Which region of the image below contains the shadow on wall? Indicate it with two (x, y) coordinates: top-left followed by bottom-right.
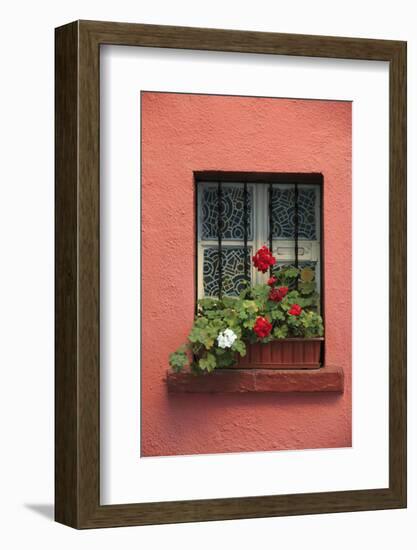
(24, 503), (54, 521)
(166, 390), (343, 411)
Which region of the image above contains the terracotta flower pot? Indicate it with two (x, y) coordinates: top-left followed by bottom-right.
(233, 338), (324, 370)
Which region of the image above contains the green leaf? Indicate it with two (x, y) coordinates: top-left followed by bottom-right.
(198, 353), (217, 372)
(232, 339), (246, 357)
(216, 352), (237, 368)
(270, 309), (285, 321)
(243, 318), (256, 329)
(273, 325), (288, 339)
(169, 346), (189, 372)
(287, 315), (299, 325)
(222, 296), (239, 309)
(300, 310), (324, 337)
(283, 267), (300, 279)
(243, 300), (258, 312)
(300, 266), (315, 282)
(298, 281), (316, 295)
(198, 297), (219, 311)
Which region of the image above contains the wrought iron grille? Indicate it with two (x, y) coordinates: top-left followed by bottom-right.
(198, 180), (321, 299)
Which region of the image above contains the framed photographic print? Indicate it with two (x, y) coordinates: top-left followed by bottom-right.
(55, 20), (406, 528)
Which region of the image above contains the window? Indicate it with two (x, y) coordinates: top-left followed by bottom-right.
(196, 177), (322, 301)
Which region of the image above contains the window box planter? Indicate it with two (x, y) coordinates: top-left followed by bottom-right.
(234, 337), (324, 370)
(169, 257), (325, 376)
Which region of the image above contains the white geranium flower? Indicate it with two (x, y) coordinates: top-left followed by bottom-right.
(217, 328), (237, 349)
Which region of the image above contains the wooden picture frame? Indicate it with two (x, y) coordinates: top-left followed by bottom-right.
(55, 20), (407, 528)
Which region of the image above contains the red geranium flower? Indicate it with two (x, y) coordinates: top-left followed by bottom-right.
(252, 246), (276, 273)
(278, 286), (289, 298)
(267, 276), (277, 287)
(288, 304), (302, 316)
(269, 288), (283, 302)
(253, 316), (273, 338)
(269, 286), (289, 302)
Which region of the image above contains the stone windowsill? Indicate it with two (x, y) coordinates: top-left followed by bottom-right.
(166, 366), (344, 394)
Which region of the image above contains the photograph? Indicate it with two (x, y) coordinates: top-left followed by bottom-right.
(141, 91), (352, 457)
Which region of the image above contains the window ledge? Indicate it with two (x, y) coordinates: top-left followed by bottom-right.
(166, 366), (344, 394)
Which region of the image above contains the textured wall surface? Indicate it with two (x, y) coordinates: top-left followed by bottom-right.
(141, 92), (352, 457)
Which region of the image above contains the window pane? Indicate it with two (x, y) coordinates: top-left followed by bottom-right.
(201, 185), (253, 240)
(203, 247), (251, 297)
(271, 187), (317, 240)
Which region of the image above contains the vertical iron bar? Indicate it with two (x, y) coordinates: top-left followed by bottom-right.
(217, 182), (223, 299)
(268, 182), (273, 276)
(319, 182), (324, 366)
(294, 183), (299, 291)
(319, 183), (323, 313)
(243, 182), (249, 284)
(195, 180), (199, 311)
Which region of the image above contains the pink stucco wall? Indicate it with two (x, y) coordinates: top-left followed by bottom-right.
(141, 92), (352, 457)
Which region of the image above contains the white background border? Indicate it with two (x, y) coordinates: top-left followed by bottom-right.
(100, 45), (389, 505)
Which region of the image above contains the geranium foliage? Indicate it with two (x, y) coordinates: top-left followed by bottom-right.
(169, 248), (324, 374)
